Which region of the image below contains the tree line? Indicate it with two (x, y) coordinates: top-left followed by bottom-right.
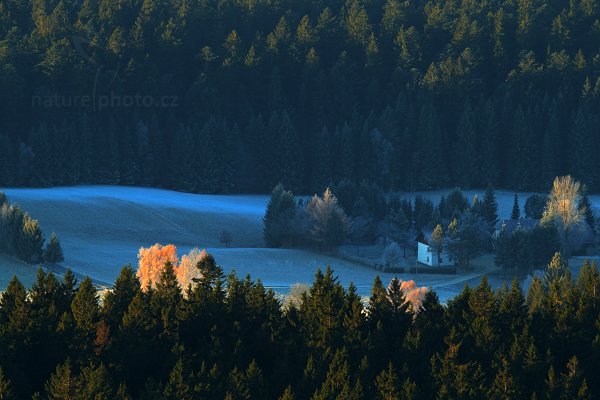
(1, 0), (600, 193)
(1, 253), (600, 399)
(0, 192), (64, 264)
(263, 185), (352, 250)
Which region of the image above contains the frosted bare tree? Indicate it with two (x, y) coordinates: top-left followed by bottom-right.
(430, 224), (444, 259)
(306, 188), (352, 251)
(542, 176), (585, 256)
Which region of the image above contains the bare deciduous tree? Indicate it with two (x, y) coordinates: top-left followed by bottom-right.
(306, 188), (352, 251)
(542, 176), (585, 256)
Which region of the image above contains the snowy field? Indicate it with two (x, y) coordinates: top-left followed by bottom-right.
(0, 186), (597, 300)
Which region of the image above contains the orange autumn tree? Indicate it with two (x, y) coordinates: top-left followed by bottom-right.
(394, 280), (429, 312)
(137, 244), (179, 290)
(137, 244), (212, 291)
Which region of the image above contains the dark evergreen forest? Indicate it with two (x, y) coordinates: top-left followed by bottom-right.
(0, 255), (599, 399)
(1, 0), (600, 193)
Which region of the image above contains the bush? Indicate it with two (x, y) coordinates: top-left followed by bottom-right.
(383, 241), (404, 267)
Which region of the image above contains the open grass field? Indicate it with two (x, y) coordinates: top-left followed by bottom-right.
(0, 254), (38, 289)
(1, 186), (596, 300)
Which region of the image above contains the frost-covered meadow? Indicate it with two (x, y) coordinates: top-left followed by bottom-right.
(1, 186), (598, 300)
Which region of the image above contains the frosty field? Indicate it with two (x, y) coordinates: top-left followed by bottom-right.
(1, 186), (596, 300)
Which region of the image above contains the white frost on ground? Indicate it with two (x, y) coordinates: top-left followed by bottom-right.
(1, 186), (598, 300)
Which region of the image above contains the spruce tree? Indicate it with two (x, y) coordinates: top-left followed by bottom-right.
(44, 232), (64, 263)
(0, 275), (27, 326)
(511, 193), (520, 220)
(431, 328), (485, 399)
(17, 213), (44, 264)
(481, 184), (499, 230)
(71, 277), (99, 333)
(152, 261), (183, 337)
(78, 363), (115, 400)
(488, 356), (520, 399)
(374, 362), (400, 400)
(312, 348), (360, 400)
(163, 359), (193, 400)
(543, 252), (569, 286)
(263, 184), (296, 247)
(102, 266), (140, 328)
(44, 360), (79, 400)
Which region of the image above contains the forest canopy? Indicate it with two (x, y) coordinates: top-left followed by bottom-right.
(1, 0), (599, 193)
(0, 256), (599, 399)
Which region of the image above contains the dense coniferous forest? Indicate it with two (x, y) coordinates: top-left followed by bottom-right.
(1, 256), (599, 399)
(1, 0), (600, 193)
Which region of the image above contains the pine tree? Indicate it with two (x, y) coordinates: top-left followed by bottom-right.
(44, 232), (64, 263)
(511, 194), (520, 220)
